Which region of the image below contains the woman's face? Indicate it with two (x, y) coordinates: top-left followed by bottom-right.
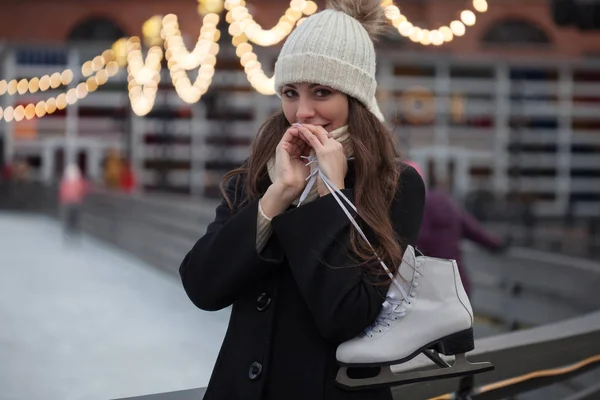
(281, 83), (349, 132)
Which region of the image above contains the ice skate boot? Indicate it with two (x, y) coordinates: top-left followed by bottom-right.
(335, 246), (494, 390)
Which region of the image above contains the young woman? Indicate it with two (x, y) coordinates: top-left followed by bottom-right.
(179, 1), (426, 399)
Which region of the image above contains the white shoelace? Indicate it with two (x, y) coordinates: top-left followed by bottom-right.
(298, 156), (411, 318)
(367, 292), (407, 336)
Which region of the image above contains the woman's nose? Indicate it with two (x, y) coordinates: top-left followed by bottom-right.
(296, 98), (316, 121)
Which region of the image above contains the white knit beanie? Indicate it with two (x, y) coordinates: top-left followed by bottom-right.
(274, 0), (387, 122)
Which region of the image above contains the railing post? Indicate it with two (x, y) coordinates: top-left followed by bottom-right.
(65, 48), (80, 168)
(2, 50), (16, 167)
(493, 63), (510, 199)
(557, 63), (573, 217)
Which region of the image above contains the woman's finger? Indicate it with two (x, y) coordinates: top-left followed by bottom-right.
(280, 128), (303, 153)
(301, 124), (329, 145)
(298, 126), (324, 150)
(279, 128), (294, 146)
(289, 126), (311, 146)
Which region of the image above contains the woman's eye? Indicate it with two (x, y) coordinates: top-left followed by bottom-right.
(315, 89), (331, 97)
(283, 89), (296, 98)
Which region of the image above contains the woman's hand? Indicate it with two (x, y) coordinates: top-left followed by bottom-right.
(297, 124), (347, 196)
(269, 126), (311, 204)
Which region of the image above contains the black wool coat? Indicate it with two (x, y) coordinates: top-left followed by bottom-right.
(179, 161), (426, 400)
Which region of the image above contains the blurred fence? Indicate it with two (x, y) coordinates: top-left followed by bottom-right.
(1, 182), (599, 399)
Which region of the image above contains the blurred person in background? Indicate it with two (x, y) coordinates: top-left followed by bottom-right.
(12, 158), (30, 182)
(406, 160), (509, 298)
(59, 163), (89, 241)
(103, 148), (123, 189)
(1, 161), (13, 182)
(119, 159), (137, 193)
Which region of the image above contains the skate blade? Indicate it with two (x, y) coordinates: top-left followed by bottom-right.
(336, 354), (494, 391)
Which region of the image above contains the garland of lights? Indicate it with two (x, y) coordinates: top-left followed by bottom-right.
(383, 0), (488, 45)
(0, 51), (119, 122)
(0, 0), (489, 121)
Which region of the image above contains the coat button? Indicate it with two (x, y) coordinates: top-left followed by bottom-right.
(248, 361), (263, 381)
(256, 292), (271, 312)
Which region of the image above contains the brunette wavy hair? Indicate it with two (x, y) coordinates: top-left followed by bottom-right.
(220, 97), (403, 282)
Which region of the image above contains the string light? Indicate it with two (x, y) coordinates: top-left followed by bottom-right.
(4, 106), (14, 122)
(450, 20), (466, 36)
(35, 101), (46, 118)
(461, 10), (476, 26)
(45, 98), (57, 114)
(230, 31), (275, 93)
(126, 37), (163, 116)
(473, 0), (489, 12)
(162, 13), (218, 105)
(24, 104), (36, 120)
(0, 50), (117, 98)
(0, 0), (491, 123)
(384, 0), (488, 45)
(0, 59), (119, 122)
(13, 105), (25, 122)
(224, 0), (317, 46)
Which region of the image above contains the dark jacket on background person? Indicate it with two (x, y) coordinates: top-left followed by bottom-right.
(179, 161), (426, 400)
(417, 188), (503, 297)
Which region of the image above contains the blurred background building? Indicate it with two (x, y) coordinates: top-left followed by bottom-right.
(1, 0), (600, 220)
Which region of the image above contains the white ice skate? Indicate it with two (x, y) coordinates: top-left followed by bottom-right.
(335, 246), (494, 390)
(297, 160), (493, 391)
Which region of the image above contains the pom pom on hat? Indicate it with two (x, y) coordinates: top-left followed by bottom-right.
(326, 0), (389, 40)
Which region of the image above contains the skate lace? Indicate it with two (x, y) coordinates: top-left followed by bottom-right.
(298, 156), (410, 310)
(366, 292), (407, 336)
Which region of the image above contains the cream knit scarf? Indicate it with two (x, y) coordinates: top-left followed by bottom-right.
(267, 125), (352, 206)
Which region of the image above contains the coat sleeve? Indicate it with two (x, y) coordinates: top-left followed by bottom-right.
(270, 166), (426, 343)
(179, 175), (284, 311)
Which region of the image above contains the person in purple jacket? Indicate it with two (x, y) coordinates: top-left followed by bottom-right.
(407, 161), (509, 297)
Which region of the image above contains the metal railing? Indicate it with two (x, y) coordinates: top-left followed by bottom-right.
(114, 311), (600, 400)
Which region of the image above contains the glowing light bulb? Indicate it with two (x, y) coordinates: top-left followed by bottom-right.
(35, 101), (47, 118)
(28, 78), (40, 93)
(61, 70), (74, 86)
(461, 10), (476, 26)
(45, 98), (57, 114)
(439, 26), (454, 42)
(450, 20), (466, 36)
(473, 0), (488, 12)
(13, 105), (25, 122)
(24, 104), (36, 120)
(4, 106), (14, 122)
(17, 79), (29, 95)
